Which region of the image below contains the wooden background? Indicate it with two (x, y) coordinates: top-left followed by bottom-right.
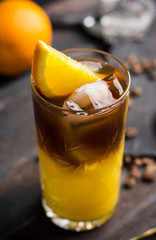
(0, 0), (156, 239)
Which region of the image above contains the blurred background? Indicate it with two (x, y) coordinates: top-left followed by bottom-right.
(0, 0), (156, 240)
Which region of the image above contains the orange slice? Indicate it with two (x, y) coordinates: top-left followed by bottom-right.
(32, 40), (99, 97)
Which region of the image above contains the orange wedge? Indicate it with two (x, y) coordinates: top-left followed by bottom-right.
(32, 40), (99, 97)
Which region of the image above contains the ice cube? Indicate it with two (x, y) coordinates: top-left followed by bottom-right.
(81, 61), (102, 72)
(63, 74), (124, 112)
(105, 74), (124, 99)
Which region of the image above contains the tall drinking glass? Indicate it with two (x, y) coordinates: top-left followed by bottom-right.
(31, 48), (130, 231)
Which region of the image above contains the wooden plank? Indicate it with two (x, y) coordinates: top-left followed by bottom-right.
(112, 22), (156, 156)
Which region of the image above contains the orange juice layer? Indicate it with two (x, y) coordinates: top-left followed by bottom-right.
(38, 143), (124, 221)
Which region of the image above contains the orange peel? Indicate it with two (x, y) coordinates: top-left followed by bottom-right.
(32, 40), (99, 97)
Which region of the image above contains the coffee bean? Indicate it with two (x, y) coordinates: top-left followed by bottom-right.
(124, 155), (132, 165)
(134, 157), (143, 166)
(124, 176), (136, 188)
(125, 55), (156, 82)
(140, 59), (152, 71)
(126, 54), (138, 64)
(126, 127), (138, 139)
(132, 63), (143, 74)
(123, 155), (156, 188)
(130, 167), (141, 179)
(131, 86), (143, 97)
(142, 157), (155, 166)
(143, 170), (156, 182)
(128, 98), (134, 108)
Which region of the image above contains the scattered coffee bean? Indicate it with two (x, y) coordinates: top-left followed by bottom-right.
(142, 157), (155, 166)
(128, 98), (134, 108)
(123, 155), (156, 188)
(129, 164), (138, 170)
(126, 127), (138, 139)
(124, 155), (132, 165)
(124, 176), (136, 188)
(134, 157), (143, 167)
(143, 172), (155, 181)
(145, 164), (156, 171)
(132, 63), (143, 74)
(130, 166), (141, 179)
(143, 167), (156, 182)
(122, 55), (156, 187)
(126, 54), (137, 64)
(125, 55), (156, 80)
(140, 59), (152, 71)
(134, 157), (143, 166)
(131, 86), (143, 97)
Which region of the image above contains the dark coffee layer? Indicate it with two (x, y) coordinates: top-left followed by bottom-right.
(32, 63), (128, 167)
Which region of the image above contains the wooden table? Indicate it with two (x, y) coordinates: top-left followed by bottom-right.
(0, 1), (156, 239)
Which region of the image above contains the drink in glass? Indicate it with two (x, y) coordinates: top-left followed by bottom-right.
(31, 46), (130, 231)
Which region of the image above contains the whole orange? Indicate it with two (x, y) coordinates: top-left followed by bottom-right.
(0, 0), (52, 76)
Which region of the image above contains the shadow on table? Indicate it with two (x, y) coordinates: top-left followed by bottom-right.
(4, 203), (98, 240)
(6, 204), (156, 240)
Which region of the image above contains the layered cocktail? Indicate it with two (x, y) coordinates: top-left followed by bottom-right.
(31, 41), (130, 231)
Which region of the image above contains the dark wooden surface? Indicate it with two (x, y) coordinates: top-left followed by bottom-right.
(0, 1), (156, 239)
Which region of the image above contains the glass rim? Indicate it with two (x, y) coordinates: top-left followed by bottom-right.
(31, 47), (131, 115)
